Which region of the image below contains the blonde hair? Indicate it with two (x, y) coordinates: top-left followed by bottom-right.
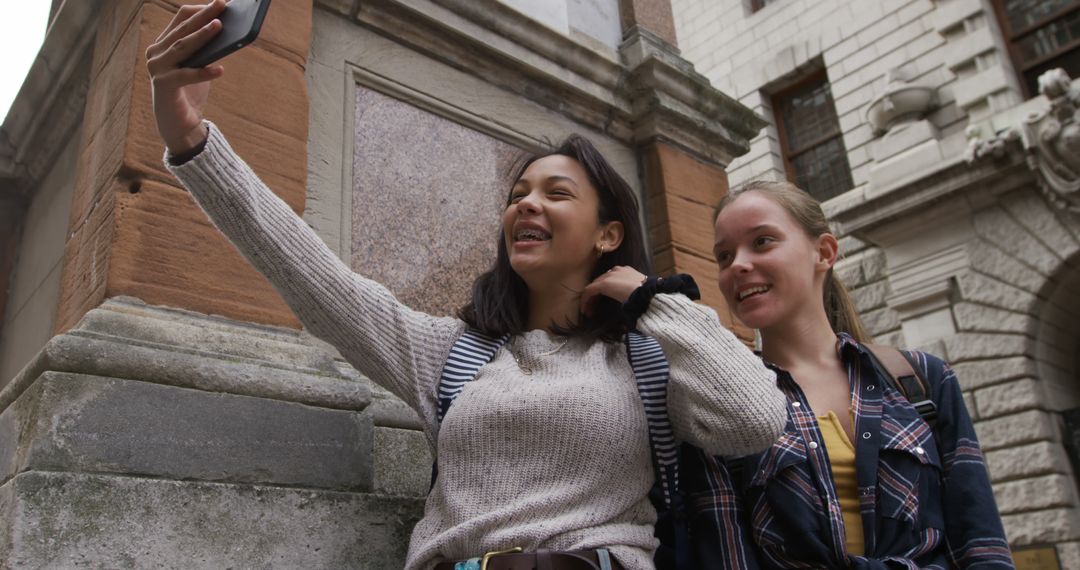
(714, 179), (869, 343)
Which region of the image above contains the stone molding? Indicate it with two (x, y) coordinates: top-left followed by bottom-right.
(1, 297), (369, 416)
(349, 65), (548, 152)
(964, 123), (1021, 162)
(0, 0), (98, 199)
(886, 245), (966, 319)
(866, 68), (938, 137)
(315, 0), (763, 166)
(621, 27), (765, 164)
(829, 148), (1030, 239)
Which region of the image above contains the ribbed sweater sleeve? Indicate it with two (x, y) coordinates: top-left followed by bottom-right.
(637, 293), (787, 456)
(165, 122), (462, 422)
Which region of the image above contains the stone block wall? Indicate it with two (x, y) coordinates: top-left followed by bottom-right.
(0, 298), (423, 566)
(961, 190), (1080, 557)
(669, 0), (1010, 191)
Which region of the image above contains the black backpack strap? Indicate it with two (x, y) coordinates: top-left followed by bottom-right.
(627, 332), (691, 570)
(864, 344), (938, 429)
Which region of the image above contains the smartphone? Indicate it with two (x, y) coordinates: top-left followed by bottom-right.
(181, 0), (272, 68)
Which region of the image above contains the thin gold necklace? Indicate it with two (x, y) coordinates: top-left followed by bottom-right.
(510, 336), (570, 375)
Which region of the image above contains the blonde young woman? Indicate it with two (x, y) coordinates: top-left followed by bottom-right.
(694, 180), (1014, 569)
(145, 3), (788, 569)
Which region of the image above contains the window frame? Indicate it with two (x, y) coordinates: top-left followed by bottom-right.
(991, 0), (1080, 98)
(771, 69), (854, 201)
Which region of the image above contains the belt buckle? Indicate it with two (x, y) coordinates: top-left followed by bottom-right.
(480, 546), (523, 570)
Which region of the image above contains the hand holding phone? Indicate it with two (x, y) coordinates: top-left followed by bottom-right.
(146, 1), (230, 155)
(181, 0), (272, 68)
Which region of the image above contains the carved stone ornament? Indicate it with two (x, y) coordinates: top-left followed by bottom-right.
(1022, 68), (1080, 214)
(963, 124), (1020, 163)
(866, 67), (937, 136)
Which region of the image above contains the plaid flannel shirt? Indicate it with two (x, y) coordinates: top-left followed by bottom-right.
(683, 334), (1014, 569)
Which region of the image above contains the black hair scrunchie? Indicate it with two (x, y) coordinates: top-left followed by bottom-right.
(622, 273), (701, 328)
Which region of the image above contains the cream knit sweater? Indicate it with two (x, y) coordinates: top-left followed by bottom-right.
(167, 123), (787, 570)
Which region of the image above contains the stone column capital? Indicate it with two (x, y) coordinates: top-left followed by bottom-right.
(618, 28), (766, 167)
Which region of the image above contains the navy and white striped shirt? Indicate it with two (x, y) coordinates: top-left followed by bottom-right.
(683, 334), (1014, 569)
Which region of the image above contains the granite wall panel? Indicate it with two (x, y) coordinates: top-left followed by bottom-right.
(351, 86), (525, 316)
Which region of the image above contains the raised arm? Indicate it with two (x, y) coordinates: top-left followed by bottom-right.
(636, 293), (787, 456)
(581, 267), (786, 455)
(148, 2), (462, 421)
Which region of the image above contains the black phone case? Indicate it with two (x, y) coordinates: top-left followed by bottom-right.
(181, 0), (272, 68)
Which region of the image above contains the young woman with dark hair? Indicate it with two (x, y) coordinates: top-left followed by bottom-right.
(696, 180), (1014, 569)
(145, 4), (788, 569)
(460, 135), (651, 342)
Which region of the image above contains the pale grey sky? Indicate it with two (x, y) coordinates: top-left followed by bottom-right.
(0, 3), (52, 123)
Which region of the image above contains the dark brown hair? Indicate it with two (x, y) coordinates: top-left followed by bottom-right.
(458, 134), (650, 342)
(714, 179), (869, 342)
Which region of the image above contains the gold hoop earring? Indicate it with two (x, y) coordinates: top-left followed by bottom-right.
(597, 243), (605, 256)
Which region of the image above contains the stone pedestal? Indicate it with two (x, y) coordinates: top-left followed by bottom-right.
(0, 297), (424, 566)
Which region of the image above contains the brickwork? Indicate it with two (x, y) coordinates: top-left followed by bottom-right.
(54, 0), (312, 333)
(641, 143), (753, 340)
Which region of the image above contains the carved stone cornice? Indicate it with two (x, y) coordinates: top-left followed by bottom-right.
(829, 148), (1031, 240)
(314, 0), (763, 166)
(0, 0), (97, 213)
(621, 27), (765, 164)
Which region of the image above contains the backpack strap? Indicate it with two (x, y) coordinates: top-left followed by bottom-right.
(864, 344), (938, 429)
(626, 332), (679, 506)
(627, 333), (693, 570)
(436, 329), (510, 423)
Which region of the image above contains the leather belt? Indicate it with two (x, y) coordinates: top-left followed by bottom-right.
(433, 549), (625, 570)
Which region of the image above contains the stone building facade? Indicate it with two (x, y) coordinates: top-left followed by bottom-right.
(0, 0), (761, 565)
(671, 0), (1080, 566)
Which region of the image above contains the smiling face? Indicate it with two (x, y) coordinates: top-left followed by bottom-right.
(713, 191), (836, 332)
(501, 155), (621, 290)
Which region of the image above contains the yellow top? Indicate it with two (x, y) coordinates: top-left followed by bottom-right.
(818, 411), (864, 556)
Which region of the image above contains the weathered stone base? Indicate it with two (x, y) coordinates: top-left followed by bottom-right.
(0, 297), (430, 567)
(0, 471), (422, 568)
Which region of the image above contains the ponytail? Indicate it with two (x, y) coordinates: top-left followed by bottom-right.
(824, 268), (869, 343)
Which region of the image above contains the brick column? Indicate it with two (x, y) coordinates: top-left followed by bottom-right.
(619, 0), (678, 47)
(642, 144), (754, 340)
(619, 0), (757, 340)
(54, 0), (312, 333)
